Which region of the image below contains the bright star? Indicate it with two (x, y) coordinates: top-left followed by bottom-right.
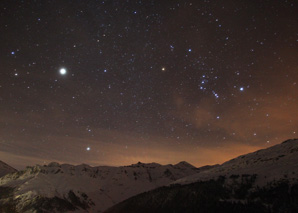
(86, 147), (91, 151)
(59, 68), (67, 75)
(240, 87), (244, 91)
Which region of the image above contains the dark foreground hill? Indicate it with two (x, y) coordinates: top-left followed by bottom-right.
(106, 174), (298, 213)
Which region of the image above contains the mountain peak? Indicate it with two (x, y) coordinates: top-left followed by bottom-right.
(47, 162), (60, 167)
(0, 160), (17, 177)
(174, 161), (196, 169)
(128, 162), (161, 168)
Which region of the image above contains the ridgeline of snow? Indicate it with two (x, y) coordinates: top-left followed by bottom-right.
(0, 160), (17, 177)
(0, 161), (198, 212)
(1, 139), (297, 212)
(174, 139), (298, 186)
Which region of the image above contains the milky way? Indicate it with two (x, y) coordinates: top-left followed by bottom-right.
(0, 0), (297, 169)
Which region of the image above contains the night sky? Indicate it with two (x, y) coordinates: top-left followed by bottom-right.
(0, 0), (297, 169)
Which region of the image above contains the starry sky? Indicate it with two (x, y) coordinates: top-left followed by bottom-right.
(0, 0), (297, 169)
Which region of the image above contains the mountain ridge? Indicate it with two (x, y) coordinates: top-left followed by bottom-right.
(105, 139), (298, 213)
(0, 160), (199, 212)
(1, 139), (298, 212)
(174, 138), (298, 186)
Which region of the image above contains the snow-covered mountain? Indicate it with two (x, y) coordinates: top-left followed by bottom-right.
(174, 138), (298, 186)
(0, 161), (198, 212)
(0, 160), (17, 178)
(105, 139), (298, 213)
(2, 139), (297, 212)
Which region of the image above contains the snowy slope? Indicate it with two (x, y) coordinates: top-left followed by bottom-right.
(0, 160), (17, 177)
(174, 139), (298, 186)
(0, 161), (198, 212)
(105, 139), (298, 213)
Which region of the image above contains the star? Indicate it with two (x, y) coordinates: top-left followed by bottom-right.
(59, 68), (67, 75)
(86, 147), (91, 151)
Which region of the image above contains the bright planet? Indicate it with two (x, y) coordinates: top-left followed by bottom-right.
(59, 68), (67, 75)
